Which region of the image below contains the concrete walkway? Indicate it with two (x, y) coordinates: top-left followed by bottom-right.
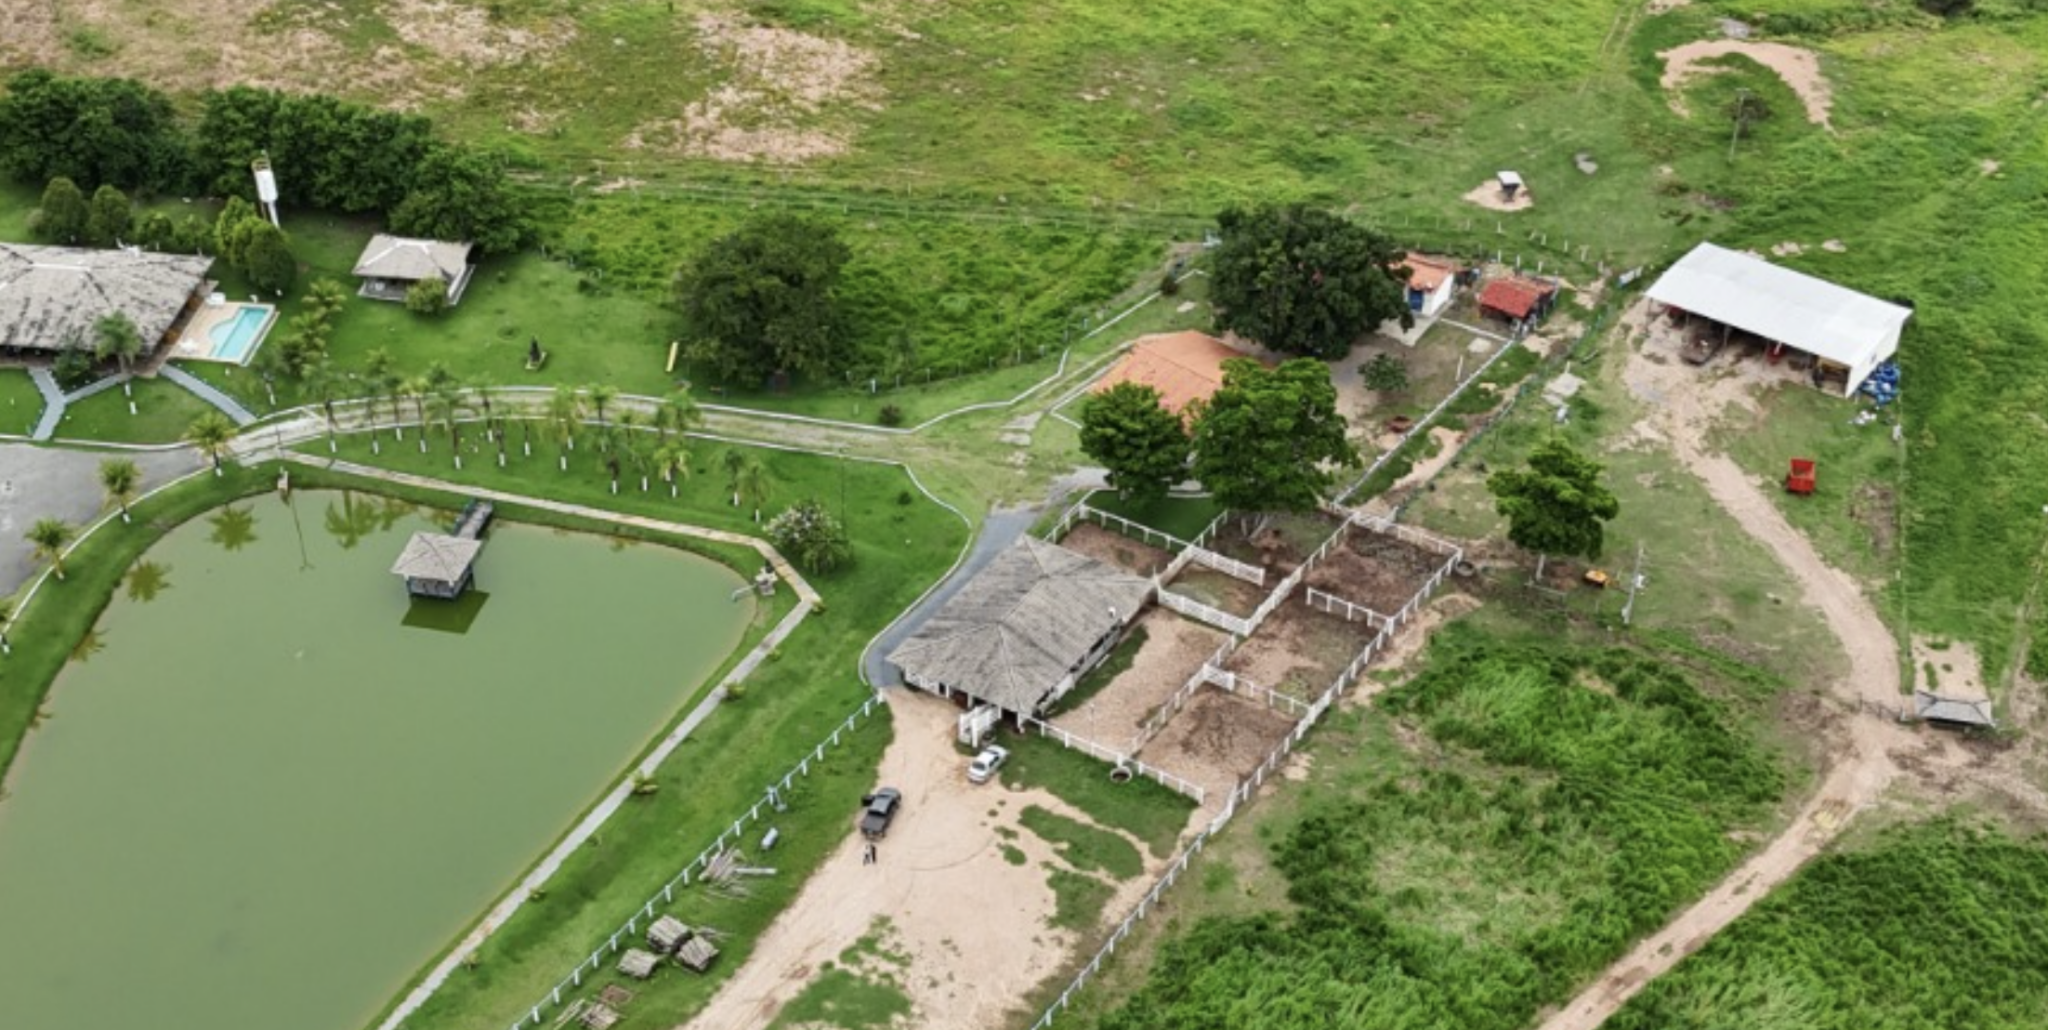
(159, 364), (258, 426)
(27, 368), (63, 441)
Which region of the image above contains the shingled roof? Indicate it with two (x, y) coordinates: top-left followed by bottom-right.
(1914, 690), (1996, 728)
(889, 537), (1154, 715)
(353, 235), (473, 283)
(390, 532), (483, 583)
(0, 243), (212, 354)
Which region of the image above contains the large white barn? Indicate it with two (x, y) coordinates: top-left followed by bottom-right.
(1646, 243), (1911, 397)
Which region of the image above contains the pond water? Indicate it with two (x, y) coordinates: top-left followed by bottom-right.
(0, 491), (752, 1030)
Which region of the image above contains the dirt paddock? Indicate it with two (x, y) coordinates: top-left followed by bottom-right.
(1225, 597), (1375, 697)
(1306, 530), (1447, 614)
(1059, 522), (1176, 576)
(1136, 689), (1301, 805)
(1049, 609), (1226, 749)
(1164, 565), (1266, 617)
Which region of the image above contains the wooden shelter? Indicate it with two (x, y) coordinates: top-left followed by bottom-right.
(579, 1002), (621, 1030)
(1914, 690), (1996, 730)
(352, 235), (476, 305)
(647, 915), (690, 954)
(390, 533), (484, 598)
(617, 948), (661, 980)
(1478, 276), (1558, 324)
(676, 936), (720, 972)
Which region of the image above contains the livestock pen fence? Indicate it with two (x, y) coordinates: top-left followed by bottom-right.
(496, 693), (885, 1030)
(1018, 717), (1207, 804)
(1027, 517), (1464, 1030)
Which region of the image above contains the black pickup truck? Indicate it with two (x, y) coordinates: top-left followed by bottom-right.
(859, 787), (902, 839)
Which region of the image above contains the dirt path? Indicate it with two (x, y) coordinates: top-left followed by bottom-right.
(1659, 40), (1833, 127)
(1535, 306), (1910, 1030)
(679, 691), (1166, 1030)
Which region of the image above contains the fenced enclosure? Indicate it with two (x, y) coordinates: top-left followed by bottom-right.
(497, 693), (885, 1030)
(1018, 716), (1207, 804)
(1304, 586), (1391, 628)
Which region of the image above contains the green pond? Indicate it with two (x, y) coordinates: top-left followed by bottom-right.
(0, 491), (753, 1030)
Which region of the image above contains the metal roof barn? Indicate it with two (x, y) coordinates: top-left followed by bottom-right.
(1646, 243), (1911, 396)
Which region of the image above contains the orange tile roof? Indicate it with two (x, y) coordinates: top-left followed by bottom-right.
(1477, 277), (1557, 319)
(1090, 331), (1254, 415)
(1401, 253), (1459, 292)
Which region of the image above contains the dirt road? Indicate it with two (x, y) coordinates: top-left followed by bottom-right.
(1534, 309), (1911, 1030)
(680, 691), (1170, 1030)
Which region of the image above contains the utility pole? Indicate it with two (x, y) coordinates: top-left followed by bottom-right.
(1620, 542), (1647, 626)
(1728, 89), (1752, 163)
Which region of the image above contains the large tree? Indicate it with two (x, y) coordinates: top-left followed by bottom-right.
(767, 500), (852, 574)
(1190, 358), (1359, 517)
(0, 70), (188, 191)
(1079, 382), (1190, 503)
(30, 177), (88, 244)
(1210, 203), (1411, 360)
(241, 222), (298, 295)
(389, 145), (528, 255)
(678, 214), (852, 385)
(84, 184), (132, 246)
(1487, 437), (1621, 573)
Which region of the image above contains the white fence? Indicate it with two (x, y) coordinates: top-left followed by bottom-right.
(1048, 500), (1197, 558)
(1198, 665), (1315, 719)
(1020, 717), (1207, 804)
(1183, 545), (1264, 585)
(1130, 638), (1238, 753)
(499, 693), (885, 1030)
(1303, 586), (1391, 629)
(1154, 585), (1256, 637)
(1028, 526), (1467, 1030)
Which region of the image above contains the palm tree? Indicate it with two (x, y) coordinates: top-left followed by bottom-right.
(185, 410), (236, 474)
(27, 517), (75, 580)
(587, 383), (618, 446)
(652, 442), (691, 498)
(547, 385), (582, 471)
(94, 312), (143, 395)
(0, 598), (12, 654)
(425, 385), (465, 468)
(98, 457), (141, 523)
(722, 449), (748, 507)
(735, 455), (769, 523)
(364, 348), (403, 440)
(654, 388), (702, 444)
(303, 360), (343, 450)
(401, 376), (431, 451)
(617, 411), (650, 490)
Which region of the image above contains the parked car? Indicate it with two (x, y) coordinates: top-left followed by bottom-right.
(966, 745), (1010, 784)
(859, 787), (902, 838)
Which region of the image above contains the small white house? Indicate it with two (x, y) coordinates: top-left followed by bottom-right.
(1400, 253), (1460, 318)
(352, 235), (475, 306)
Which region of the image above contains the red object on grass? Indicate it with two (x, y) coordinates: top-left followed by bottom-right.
(1786, 458), (1817, 495)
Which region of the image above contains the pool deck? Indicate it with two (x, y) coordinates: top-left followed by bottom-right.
(171, 300), (279, 365)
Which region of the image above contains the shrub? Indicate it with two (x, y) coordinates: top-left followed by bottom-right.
(766, 499), (853, 574)
(877, 403), (905, 427)
(52, 346), (96, 391)
(406, 275), (451, 316)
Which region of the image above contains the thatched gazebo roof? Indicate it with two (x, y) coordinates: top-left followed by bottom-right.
(390, 532), (483, 583)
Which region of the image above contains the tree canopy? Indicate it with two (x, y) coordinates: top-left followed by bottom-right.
(1191, 358), (1359, 515)
(767, 499), (852, 574)
(1209, 203), (1411, 360)
(84, 184), (131, 247)
(1487, 438), (1620, 562)
(30, 177), (87, 245)
(388, 146), (529, 256)
(678, 214), (853, 385)
(0, 70), (188, 191)
(1079, 382), (1190, 503)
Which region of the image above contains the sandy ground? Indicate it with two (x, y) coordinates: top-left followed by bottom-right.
(1226, 598), (1374, 694)
(1135, 689), (1299, 804)
(631, 12), (881, 162)
(1463, 178), (1534, 212)
(1913, 636), (1990, 701)
(679, 691), (1162, 1030)
(1534, 299), (2048, 1030)
(1058, 522), (1175, 577)
(1050, 609), (1226, 753)
(1659, 40), (1833, 127)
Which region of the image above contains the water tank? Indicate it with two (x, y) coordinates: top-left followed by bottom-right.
(252, 160), (279, 204)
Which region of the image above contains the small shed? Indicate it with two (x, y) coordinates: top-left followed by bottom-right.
(647, 915), (691, 954)
(617, 948), (662, 980)
(676, 936), (720, 972)
(390, 532), (484, 599)
(1914, 690), (1996, 730)
(1399, 253), (1461, 317)
(1497, 170), (1525, 199)
(1478, 276), (1558, 324)
(352, 235), (476, 306)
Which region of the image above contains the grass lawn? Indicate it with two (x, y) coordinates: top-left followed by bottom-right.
(1083, 490), (1223, 542)
(995, 729), (1196, 861)
(282, 427), (969, 1030)
(1019, 805), (1145, 880)
(52, 376), (216, 445)
(0, 368), (45, 437)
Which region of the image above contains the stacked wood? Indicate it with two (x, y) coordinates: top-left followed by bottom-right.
(647, 915), (690, 954)
(617, 948), (661, 980)
(580, 1003), (621, 1030)
(675, 936), (720, 973)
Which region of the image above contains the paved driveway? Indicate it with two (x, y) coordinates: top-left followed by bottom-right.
(0, 444), (199, 595)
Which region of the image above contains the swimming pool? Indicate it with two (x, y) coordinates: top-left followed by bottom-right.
(207, 306), (271, 363)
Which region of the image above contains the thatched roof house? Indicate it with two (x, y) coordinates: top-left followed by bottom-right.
(0, 243), (212, 356)
(352, 235), (476, 305)
(888, 537), (1153, 717)
(390, 532), (483, 598)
